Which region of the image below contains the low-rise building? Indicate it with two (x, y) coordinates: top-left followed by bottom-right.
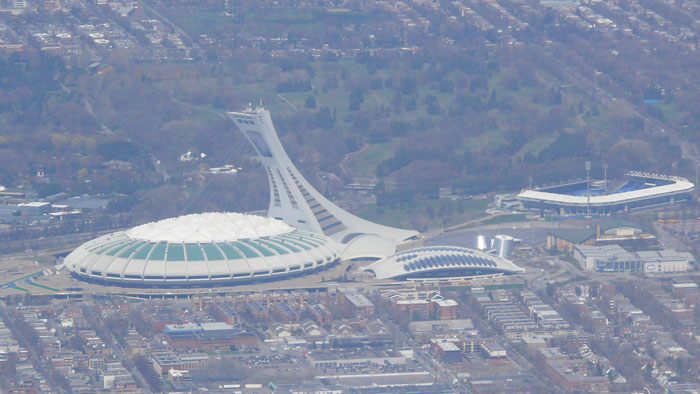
(574, 244), (690, 273)
(306, 349), (406, 368)
(339, 288), (375, 319)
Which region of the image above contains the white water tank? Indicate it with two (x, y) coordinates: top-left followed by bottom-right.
(493, 234), (514, 258)
(473, 235), (490, 250)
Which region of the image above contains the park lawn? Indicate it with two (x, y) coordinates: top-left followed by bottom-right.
(655, 101), (680, 122)
(480, 213), (529, 226)
(516, 133), (558, 160)
(168, 9), (240, 38)
(286, 89), (350, 115)
(26, 280), (62, 292)
(186, 105), (226, 121)
(240, 8), (372, 35)
(415, 85), (458, 109)
(464, 128), (507, 151)
(352, 203), (414, 228)
(344, 141), (398, 178)
(581, 109), (614, 136)
(353, 199), (490, 230)
(235, 83), (296, 114)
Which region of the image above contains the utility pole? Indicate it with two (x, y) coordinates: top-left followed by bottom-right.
(586, 160), (591, 218)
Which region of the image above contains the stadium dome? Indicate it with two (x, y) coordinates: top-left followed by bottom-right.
(64, 212), (341, 286)
(364, 246), (524, 280)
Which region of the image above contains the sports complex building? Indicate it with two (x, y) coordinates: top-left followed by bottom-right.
(365, 246), (524, 281)
(517, 172), (694, 216)
(64, 107), (525, 287)
(64, 107), (420, 287)
(64, 213), (341, 286)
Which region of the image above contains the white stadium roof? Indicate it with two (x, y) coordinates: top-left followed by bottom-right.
(518, 175), (693, 207)
(125, 212), (294, 243)
(64, 213), (340, 286)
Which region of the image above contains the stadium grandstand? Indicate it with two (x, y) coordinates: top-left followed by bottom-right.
(517, 172), (694, 215)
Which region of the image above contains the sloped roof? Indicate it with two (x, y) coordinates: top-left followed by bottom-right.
(548, 228), (595, 244)
(598, 218), (646, 233)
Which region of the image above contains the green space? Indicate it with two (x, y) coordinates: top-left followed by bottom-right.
(344, 141), (398, 177)
(516, 134), (558, 160)
(168, 7), (373, 37)
(25, 280), (62, 292)
(1, 270), (46, 288)
(168, 10), (239, 38)
(654, 101), (679, 121)
(353, 198), (489, 231)
(480, 214), (529, 226)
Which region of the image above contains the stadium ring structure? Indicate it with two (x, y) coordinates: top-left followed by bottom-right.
(64, 212), (341, 286)
(364, 246), (524, 280)
(517, 172), (694, 215)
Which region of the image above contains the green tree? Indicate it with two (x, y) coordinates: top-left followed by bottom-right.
(305, 95), (316, 109)
(349, 88), (364, 111)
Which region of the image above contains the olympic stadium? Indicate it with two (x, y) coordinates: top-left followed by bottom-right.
(364, 246), (524, 280)
(63, 107), (525, 288)
(64, 107), (420, 287)
(517, 172), (694, 215)
(64, 213), (341, 286)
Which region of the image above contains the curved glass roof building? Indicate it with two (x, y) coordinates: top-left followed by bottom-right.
(365, 246), (524, 280)
(64, 213), (340, 286)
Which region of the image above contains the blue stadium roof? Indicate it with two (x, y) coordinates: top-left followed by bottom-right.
(365, 246), (524, 280)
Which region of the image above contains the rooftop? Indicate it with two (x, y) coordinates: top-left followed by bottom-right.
(519, 172), (693, 206)
(125, 212), (294, 243)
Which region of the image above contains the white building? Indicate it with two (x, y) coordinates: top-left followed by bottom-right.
(573, 244), (691, 273)
(64, 212), (341, 286)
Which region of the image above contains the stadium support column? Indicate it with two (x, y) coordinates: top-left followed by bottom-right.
(603, 163), (608, 194)
(586, 161), (591, 218)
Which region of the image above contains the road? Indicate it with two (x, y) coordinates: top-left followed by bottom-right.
(382, 317), (467, 391)
(140, 0), (199, 50)
(277, 93), (298, 111)
(150, 153), (171, 183)
(171, 97), (227, 120)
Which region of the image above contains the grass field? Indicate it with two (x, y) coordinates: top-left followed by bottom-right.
(516, 134), (558, 160)
(654, 101), (679, 122)
(167, 9), (240, 38)
(480, 213), (529, 226)
(26, 280), (62, 292)
(353, 198), (490, 230)
(343, 141), (398, 178)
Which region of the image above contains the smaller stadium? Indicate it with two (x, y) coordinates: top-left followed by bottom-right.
(64, 213), (341, 286)
(364, 246), (524, 280)
(518, 172), (694, 215)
